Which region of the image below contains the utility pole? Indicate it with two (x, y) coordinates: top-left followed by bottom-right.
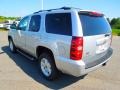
(41, 0), (43, 10)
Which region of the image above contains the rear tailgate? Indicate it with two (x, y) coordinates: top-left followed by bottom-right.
(79, 12), (112, 68)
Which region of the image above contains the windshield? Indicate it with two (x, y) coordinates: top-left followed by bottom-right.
(79, 14), (111, 36)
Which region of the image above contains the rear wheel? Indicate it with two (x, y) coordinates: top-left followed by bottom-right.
(9, 39), (16, 53)
(38, 53), (58, 80)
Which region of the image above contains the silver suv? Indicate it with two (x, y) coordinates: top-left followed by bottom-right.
(8, 7), (113, 80)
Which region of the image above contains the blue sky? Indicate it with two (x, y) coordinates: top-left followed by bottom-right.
(0, 0), (119, 18)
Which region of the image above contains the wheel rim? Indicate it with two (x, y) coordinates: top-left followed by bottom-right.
(40, 58), (52, 77)
(9, 40), (13, 51)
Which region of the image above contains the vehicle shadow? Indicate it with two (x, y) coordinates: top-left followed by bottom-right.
(2, 46), (86, 89)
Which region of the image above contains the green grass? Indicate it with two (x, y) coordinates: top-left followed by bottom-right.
(0, 28), (8, 31)
(112, 29), (120, 36)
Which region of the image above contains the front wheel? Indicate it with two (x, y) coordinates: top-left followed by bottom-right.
(38, 53), (59, 80)
(9, 39), (16, 53)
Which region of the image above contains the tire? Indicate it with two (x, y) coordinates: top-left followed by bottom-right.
(38, 52), (58, 80)
(9, 39), (16, 53)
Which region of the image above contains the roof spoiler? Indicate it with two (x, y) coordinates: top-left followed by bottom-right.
(79, 11), (104, 17)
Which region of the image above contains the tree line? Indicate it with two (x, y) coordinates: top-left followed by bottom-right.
(107, 18), (120, 29)
(0, 16), (20, 23)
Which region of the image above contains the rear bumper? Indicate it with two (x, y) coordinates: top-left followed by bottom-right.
(55, 47), (113, 77)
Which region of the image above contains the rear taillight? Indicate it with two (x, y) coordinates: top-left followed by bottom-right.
(70, 37), (83, 60)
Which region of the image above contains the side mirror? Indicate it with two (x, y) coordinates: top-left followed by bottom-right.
(10, 24), (17, 29)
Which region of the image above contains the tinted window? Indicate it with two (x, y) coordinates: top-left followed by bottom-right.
(79, 14), (111, 36)
(29, 15), (41, 32)
(45, 13), (72, 36)
(18, 16), (29, 31)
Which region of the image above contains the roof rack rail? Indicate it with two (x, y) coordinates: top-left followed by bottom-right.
(61, 7), (81, 10)
(34, 10), (47, 14)
(60, 7), (71, 10)
(33, 7), (72, 14)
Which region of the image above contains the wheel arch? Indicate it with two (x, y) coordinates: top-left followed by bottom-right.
(36, 46), (55, 59)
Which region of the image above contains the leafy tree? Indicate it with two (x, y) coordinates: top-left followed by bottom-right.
(110, 18), (120, 29)
(0, 16), (20, 23)
(110, 18), (117, 26)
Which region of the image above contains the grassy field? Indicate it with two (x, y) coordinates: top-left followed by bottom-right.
(112, 29), (120, 36)
(0, 29), (8, 31)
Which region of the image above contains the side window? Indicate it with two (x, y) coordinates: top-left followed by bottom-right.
(29, 15), (41, 32)
(18, 16), (29, 31)
(45, 13), (72, 36)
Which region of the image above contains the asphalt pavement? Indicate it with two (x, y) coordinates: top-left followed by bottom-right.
(0, 31), (120, 90)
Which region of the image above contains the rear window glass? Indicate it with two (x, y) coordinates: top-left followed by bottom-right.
(79, 14), (111, 36)
(45, 13), (72, 36)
